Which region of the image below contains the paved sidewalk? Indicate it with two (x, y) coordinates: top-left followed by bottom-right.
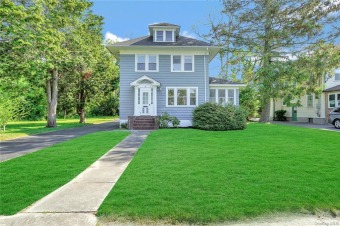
(0, 121), (119, 162)
(0, 131), (149, 226)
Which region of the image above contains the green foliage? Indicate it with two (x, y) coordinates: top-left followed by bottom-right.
(274, 110), (287, 121)
(0, 0), (119, 123)
(159, 112), (181, 128)
(192, 102), (247, 131)
(239, 85), (260, 119)
(207, 1), (340, 122)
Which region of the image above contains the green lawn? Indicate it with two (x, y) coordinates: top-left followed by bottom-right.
(0, 117), (116, 141)
(98, 123), (340, 224)
(0, 131), (129, 215)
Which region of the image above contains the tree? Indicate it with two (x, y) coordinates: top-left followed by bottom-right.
(0, 0), (101, 127)
(207, 0), (340, 122)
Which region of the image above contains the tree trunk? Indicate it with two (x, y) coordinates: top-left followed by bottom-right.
(259, 101), (271, 123)
(46, 69), (58, 127)
(77, 78), (86, 123)
(259, 0), (272, 123)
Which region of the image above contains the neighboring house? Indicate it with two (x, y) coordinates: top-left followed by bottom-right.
(270, 68), (340, 124)
(106, 23), (245, 129)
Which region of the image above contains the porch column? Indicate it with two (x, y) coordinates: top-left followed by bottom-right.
(153, 86), (157, 116)
(134, 86), (138, 115)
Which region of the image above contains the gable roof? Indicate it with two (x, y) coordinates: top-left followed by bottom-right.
(323, 84), (340, 92)
(209, 77), (246, 85)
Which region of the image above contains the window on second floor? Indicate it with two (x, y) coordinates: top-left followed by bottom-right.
(171, 55), (194, 72)
(135, 55), (158, 72)
(335, 73), (340, 81)
(155, 30), (174, 42)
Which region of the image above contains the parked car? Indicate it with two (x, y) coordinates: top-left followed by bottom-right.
(328, 107), (340, 129)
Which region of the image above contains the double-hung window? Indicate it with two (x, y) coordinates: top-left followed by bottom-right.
(136, 55), (158, 72)
(329, 93), (340, 108)
(155, 30), (174, 42)
(209, 88), (236, 105)
(335, 73), (340, 81)
(171, 55), (194, 72)
(167, 87), (197, 107)
(307, 94), (313, 108)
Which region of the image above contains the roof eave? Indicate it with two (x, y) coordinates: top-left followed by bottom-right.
(105, 45), (221, 62)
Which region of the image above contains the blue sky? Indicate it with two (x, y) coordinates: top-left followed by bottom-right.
(91, 0), (223, 76)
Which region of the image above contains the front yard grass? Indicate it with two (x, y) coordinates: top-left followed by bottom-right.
(0, 116), (116, 141)
(98, 123), (340, 224)
(0, 131), (129, 215)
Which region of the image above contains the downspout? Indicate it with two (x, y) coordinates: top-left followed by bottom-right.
(204, 47), (209, 102)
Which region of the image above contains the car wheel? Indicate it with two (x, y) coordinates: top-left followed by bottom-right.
(334, 119), (340, 129)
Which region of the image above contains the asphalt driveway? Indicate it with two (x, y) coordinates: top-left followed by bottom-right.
(0, 121), (119, 162)
(271, 121), (340, 132)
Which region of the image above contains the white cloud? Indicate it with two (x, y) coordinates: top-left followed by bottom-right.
(181, 30), (197, 39)
(104, 32), (129, 43)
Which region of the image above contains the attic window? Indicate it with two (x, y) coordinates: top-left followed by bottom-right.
(154, 30), (174, 42)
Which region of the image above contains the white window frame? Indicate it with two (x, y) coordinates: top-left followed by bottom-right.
(154, 29), (175, 42)
(209, 88), (237, 105)
(307, 94), (314, 108)
(171, 55), (194, 72)
(135, 54), (159, 72)
(328, 93), (340, 108)
(166, 87), (198, 107)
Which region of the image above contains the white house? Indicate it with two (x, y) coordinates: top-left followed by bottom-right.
(270, 68), (340, 124)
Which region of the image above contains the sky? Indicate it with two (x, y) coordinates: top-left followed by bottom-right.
(91, 0), (223, 76)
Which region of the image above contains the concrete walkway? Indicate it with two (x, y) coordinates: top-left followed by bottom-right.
(0, 131), (149, 226)
(0, 121), (119, 162)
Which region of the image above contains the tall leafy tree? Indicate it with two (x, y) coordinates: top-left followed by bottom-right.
(207, 0), (340, 122)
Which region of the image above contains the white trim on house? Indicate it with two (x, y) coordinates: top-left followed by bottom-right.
(135, 54), (159, 72)
(209, 84), (246, 87)
(171, 55), (194, 72)
(130, 76), (160, 116)
(166, 87), (198, 107)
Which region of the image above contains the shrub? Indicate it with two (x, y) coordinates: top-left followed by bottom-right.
(274, 110), (287, 121)
(160, 112), (181, 128)
(192, 102), (247, 131)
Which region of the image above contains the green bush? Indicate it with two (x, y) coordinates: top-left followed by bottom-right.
(160, 112), (181, 128)
(274, 110), (287, 121)
(192, 102), (247, 131)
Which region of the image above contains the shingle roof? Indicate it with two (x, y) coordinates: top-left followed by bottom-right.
(323, 84), (340, 92)
(112, 35), (212, 47)
(209, 77), (245, 85)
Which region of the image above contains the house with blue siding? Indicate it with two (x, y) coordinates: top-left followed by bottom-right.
(106, 23), (245, 129)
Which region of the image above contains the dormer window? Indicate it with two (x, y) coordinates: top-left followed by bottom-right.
(154, 30), (174, 42)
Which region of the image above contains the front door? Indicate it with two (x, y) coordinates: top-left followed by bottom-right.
(139, 88), (153, 115)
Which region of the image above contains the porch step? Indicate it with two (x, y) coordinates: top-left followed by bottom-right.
(128, 116), (159, 130)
